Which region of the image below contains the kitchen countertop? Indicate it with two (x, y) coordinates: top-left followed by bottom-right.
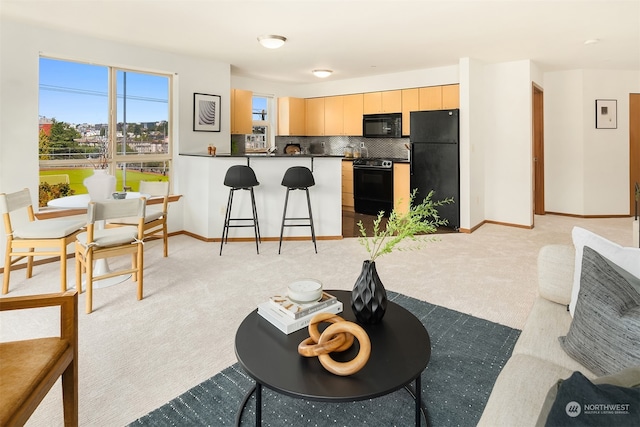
(179, 153), (409, 162)
(179, 153), (345, 158)
(343, 157), (410, 163)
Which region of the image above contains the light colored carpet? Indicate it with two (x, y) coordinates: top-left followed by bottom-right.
(1, 214), (635, 426)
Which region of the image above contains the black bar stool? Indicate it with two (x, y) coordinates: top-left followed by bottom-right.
(220, 165), (261, 255)
(279, 166), (317, 254)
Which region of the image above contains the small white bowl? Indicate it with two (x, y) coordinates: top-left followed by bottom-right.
(287, 279), (323, 303)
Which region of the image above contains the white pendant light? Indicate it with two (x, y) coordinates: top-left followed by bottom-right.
(258, 35), (286, 49)
(312, 69), (333, 78)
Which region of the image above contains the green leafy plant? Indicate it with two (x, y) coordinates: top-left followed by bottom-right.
(357, 189), (454, 261)
(39, 182), (74, 207)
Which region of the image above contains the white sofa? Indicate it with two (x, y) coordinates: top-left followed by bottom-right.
(479, 233), (640, 426)
(478, 244), (596, 426)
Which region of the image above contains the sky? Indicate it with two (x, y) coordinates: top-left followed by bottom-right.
(39, 57), (169, 125)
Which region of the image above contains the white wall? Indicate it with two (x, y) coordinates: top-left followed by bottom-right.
(545, 69), (640, 215)
(232, 65), (459, 99)
(0, 16), (230, 262)
(460, 58), (487, 229)
(545, 70), (586, 214)
(481, 60), (536, 226)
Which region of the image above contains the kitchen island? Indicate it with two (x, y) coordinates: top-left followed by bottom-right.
(178, 153), (343, 243)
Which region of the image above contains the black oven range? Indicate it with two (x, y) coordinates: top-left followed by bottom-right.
(352, 158), (395, 216)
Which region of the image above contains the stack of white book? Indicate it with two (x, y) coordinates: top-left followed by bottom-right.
(258, 291), (343, 334)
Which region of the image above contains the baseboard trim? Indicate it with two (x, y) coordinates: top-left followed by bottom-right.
(459, 221), (486, 234)
(458, 220), (531, 234)
(544, 211), (632, 219)
(463, 212), (634, 234)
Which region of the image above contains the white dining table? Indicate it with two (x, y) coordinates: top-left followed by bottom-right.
(48, 192), (148, 288)
(47, 192), (147, 209)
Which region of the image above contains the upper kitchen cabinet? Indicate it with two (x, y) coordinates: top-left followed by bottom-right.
(418, 84), (460, 111)
(382, 90), (402, 113)
(363, 90), (402, 114)
(305, 97), (325, 136)
(343, 94), (363, 136)
(401, 88), (419, 136)
(442, 84), (460, 109)
(363, 92), (381, 114)
(324, 96), (344, 136)
(278, 97), (306, 136)
(231, 89), (253, 134)
(418, 86), (442, 111)
(324, 94), (363, 136)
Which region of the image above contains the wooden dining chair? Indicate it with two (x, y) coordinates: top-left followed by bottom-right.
(74, 198), (146, 314)
(1, 188), (86, 295)
(109, 181), (170, 257)
(0, 290), (78, 427)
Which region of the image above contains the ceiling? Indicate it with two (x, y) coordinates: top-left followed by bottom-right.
(2, 0), (639, 84)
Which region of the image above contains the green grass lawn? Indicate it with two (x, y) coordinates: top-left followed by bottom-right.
(40, 168), (168, 195)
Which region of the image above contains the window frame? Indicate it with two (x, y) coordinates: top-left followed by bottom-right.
(38, 56), (173, 187)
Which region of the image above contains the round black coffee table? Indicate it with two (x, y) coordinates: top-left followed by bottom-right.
(235, 290), (431, 426)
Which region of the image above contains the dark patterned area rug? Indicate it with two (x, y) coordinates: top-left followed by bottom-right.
(129, 292), (520, 426)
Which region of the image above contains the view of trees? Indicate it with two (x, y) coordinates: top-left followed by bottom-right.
(39, 119), (84, 159)
(39, 118), (169, 161)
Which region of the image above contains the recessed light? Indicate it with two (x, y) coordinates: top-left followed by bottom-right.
(312, 69), (333, 78)
(257, 35), (286, 49)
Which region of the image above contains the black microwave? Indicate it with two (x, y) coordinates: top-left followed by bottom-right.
(362, 113), (402, 138)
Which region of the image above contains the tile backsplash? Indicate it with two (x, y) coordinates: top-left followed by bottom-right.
(275, 136), (410, 159)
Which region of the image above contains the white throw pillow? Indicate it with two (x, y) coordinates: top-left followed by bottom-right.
(570, 226), (640, 316)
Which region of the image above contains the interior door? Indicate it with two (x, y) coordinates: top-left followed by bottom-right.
(630, 93), (640, 216)
(533, 84), (545, 217)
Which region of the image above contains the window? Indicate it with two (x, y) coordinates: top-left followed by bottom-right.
(249, 94), (274, 151)
(252, 96), (268, 121)
(38, 57), (171, 205)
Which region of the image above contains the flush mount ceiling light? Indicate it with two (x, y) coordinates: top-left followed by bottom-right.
(312, 69), (333, 78)
(257, 35), (286, 49)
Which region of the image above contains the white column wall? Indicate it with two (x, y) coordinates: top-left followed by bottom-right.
(544, 70), (586, 214)
(460, 58), (487, 230)
(482, 60), (535, 226)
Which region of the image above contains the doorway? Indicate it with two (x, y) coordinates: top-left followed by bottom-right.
(630, 93), (640, 215)
(532, 84), (545, 216)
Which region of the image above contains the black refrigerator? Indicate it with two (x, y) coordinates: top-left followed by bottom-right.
(410, 109), (460, 230)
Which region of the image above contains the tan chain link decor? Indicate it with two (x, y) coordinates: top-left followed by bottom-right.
(297, 313), (371, 376)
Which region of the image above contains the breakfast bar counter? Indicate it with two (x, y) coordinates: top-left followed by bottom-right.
(178, 153), (343, 241)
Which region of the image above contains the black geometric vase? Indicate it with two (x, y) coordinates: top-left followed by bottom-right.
(351, 260), (388, 324)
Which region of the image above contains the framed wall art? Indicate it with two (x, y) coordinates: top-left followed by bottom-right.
(193, 93), (221, 132)
(595, 99), (617, 129)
